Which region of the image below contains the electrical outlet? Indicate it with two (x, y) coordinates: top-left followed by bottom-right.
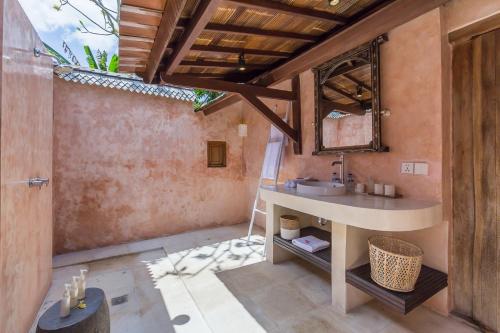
(414, 162), (429, 175)
(401, 162), (414, 174)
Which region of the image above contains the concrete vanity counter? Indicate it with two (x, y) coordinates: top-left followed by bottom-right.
(260, 184), (444, 314)
(260, 185), (442, 232)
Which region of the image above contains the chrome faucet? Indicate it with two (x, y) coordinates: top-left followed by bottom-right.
(331, 154), (345, 184)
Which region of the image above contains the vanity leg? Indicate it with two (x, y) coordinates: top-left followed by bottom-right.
(331, 223), (375, 313)
(265, 202), (295, 264)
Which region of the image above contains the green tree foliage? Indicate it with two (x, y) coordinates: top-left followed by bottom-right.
(193, 89), (223, 110)
(84, 45), (119, 72)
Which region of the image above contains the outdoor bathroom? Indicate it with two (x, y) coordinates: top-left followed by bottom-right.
(1, 0), (500, 332)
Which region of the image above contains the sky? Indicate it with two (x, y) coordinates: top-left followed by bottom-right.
(18, 0), (119, 68)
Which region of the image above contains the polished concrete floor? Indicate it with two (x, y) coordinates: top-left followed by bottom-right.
(31, 224), (478, 333)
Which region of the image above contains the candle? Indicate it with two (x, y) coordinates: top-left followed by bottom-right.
(355, 183), (365, 194)
(384, 184), (396, 197)
(374, 183), (384, 195)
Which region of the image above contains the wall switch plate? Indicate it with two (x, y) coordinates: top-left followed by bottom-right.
(401, 162), (414, 174)
(414, 162), (429, 175)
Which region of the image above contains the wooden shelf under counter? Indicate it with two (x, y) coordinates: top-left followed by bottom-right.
(346, 264), (448, 314)
(273, 227), (331, 273)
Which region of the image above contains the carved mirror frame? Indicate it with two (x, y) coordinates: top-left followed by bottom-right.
(313, 36), (387, 155)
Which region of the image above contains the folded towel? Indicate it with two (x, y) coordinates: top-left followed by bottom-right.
(292, 235), (330, 253)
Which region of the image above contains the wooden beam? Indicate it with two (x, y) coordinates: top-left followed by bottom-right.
(161, 74), (296, 100)
(144, 0), (187, 83)
(202, 94), (242, 115)
(179, 59), (268, 70)
(163, 0), (221, 75)
(224, 0), (347, 24)
(292, 75), (302, 154)
(203, 0), (447, 113)
(255, 0), (448, 86)
(320, 99), (366, 117)
(120, 5), (163, 26)
(323, 82), (362, 103)
(241, 92), (298, 142)
(190, 44), (291, 58)
(342, 73), (372, 92)
(204, 23), (318, 43)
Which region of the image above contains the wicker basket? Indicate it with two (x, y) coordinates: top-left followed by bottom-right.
(280, 215), (299, 230)
(368, 236), (423, 292)
(280, 215), (300, 240)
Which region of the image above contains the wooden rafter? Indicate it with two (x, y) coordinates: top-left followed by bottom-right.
(160, 74), (296, 100)
(199, 0), (448, 115)
(223, 0), (348, 24)
(190, 44), (291, 58)
(144, 0), (187, 83)
(179, 60), (268, 70)
(203, 94), (242, 115)
(320, 99), (366, 118)
(204, 23), (318, 43)
(163, 0), (221, 75)
(240, 92), (298, 142)
(323, 82), (362, 103)
(342, 74), (372, 92)
(292, 75), (302, 154)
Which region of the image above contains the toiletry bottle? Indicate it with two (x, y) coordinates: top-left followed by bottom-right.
(78, 269), (88, 300)
(70, 277), (80, 308)
(60, 284), (71, 318)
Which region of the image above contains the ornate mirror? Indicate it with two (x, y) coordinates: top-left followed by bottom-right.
(313, 36), (387, 154)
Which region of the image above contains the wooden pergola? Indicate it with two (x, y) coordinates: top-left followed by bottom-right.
(119, 0), (447, 154)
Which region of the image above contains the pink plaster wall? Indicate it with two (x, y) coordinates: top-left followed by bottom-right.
(53, 79), (249, 254)
(0, 0), (53, 331)
(241, 9), (448, 312)
(322, 113), (373, 148)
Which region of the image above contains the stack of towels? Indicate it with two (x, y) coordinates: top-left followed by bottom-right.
(292, 236), (330, 253)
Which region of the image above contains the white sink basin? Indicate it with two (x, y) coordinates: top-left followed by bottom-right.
(296, 181), (346, 196)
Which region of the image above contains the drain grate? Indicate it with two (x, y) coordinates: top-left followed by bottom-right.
(111, 294), (128, 306)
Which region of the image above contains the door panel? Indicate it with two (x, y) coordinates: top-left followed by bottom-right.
(452, 28), (499, 331)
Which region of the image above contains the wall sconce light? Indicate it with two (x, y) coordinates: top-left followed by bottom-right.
(238, 52), (246, 71)
(238, 123), (248, 137)
(328, 0), (340, 6)
(356, 85), (363, 98)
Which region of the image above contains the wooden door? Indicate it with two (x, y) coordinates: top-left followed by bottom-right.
(452, 28), (500, 331)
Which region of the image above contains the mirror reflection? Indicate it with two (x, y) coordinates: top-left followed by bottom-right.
(314, 38), (384, 154)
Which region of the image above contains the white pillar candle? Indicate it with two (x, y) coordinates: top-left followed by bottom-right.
(384, 184), (396, 197)
(374, 183), (384, 195)
(355, 183), (365, 194)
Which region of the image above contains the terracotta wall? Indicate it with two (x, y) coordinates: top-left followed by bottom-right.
(0, 0), (54, 332)
(241, 9), (448, 312)
(53, 79), (249, 253)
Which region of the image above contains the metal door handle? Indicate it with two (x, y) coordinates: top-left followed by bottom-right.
(28, 177), (49, 189)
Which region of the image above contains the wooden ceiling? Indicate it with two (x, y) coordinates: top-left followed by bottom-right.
(119, 0), (390, 83)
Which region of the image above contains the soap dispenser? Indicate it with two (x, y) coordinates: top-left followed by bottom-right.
(78, 269), (88, 300)
(60, 284), (71, 318)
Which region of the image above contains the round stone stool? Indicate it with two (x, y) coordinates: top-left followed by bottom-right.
(37, 288), (110, 333)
